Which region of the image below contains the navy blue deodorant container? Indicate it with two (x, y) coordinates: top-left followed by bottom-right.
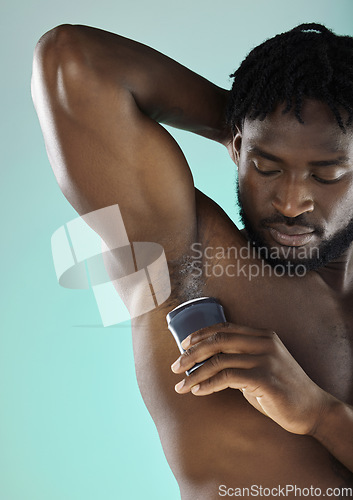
(166, 297), (226, 375)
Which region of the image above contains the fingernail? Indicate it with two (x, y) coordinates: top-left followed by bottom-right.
(171, 359), (181, 372)
(181, 337), (191, 349)
(175, 380), (185, 392)
(191, 384), (200, 394)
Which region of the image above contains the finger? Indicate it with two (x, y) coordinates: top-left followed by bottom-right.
(180, 322), (228, 349)
(186, 368), (261, 396)
(181, 322), (274, 350)
(174, 355), (260, 393)
(172, 332), (273, 373)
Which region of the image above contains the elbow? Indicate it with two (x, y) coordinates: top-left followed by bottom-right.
(34, 24), (76, 51)
(32, 24), (80, 71)
(31, 24), (89, 107)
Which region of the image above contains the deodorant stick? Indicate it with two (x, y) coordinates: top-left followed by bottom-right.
(166, 297), (226, 375)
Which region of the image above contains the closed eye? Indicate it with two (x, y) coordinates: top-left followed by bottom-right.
(311, 174), (343, 184)
(253, 162), (280, 176)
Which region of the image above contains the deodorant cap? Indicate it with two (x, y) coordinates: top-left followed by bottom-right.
(166, 297), (220, 325)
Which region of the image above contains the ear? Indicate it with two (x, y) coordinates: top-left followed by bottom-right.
(232, 125), (242, 166)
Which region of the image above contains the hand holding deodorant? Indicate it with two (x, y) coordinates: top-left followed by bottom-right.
(166, 297), (226, 375)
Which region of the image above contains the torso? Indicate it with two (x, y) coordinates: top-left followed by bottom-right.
(128, 190), (353, 499)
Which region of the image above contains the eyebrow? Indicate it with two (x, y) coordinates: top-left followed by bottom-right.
(248, 146), (349, 167)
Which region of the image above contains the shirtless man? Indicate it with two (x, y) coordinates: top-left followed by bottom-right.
(31, 22), (353, 499)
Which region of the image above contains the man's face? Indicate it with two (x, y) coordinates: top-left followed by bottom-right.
(234, 99), (353, 271)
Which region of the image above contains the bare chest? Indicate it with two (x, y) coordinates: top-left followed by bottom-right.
(177, 243), (353, 404)
(132, 257), (353, 491)
(130, 194), (353, 492)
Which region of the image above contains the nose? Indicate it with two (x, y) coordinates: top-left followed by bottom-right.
(271, 177), (314, 218)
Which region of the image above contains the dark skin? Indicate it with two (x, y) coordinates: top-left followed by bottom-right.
(172, 100), (353, 435)
(32, 24), (353, 499)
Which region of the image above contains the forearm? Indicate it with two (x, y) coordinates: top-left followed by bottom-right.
(35, 24), (230, 144)
(311, 396), (353, 473)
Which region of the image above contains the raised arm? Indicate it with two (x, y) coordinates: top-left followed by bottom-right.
(31, 24), (230, 258)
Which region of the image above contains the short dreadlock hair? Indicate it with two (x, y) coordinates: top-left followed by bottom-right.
(226, 23), (353, 134)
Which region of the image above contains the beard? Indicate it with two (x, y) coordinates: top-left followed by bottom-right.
(236, 180), (353, 273)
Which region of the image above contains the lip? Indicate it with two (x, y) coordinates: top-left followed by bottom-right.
(268, 225), (315, 247)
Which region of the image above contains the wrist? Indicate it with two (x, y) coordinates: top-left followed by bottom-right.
(310, 392), (343, 439)
(199, 88), (231, 145)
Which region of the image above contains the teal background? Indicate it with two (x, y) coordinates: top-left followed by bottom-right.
(2, 1), (353, 498)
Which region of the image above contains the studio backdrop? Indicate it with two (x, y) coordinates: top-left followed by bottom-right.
(1, 1), (352, 499)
